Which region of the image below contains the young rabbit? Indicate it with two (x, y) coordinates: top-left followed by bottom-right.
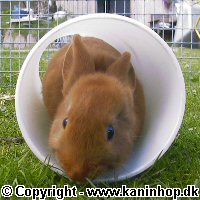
(42, 34), (145, 182)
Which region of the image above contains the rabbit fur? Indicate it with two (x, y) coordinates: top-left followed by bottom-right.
(42, 34), (145, 182)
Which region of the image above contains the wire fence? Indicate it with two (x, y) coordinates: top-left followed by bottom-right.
(0, 0), (199, 90)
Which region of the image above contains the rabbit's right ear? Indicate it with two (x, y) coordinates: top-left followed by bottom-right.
(62, 34), (95, 95)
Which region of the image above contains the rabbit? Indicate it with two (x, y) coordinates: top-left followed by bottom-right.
(42, 34), (145, 182)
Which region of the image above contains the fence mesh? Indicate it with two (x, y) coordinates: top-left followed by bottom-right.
(0, 0), (199, 89)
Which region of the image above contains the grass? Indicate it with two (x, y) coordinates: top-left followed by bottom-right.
(0, 46), (199, 199)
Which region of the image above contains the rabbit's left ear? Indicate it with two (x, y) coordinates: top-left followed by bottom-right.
(107, 52), (136, 90)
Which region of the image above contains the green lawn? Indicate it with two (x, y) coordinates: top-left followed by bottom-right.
(0, 47), (199, 200)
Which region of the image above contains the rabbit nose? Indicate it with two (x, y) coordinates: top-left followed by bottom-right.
(67, 168), (88, 182)
(69, 173), (85, 182)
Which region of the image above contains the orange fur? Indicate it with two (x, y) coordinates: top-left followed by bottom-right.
(42, 34), (145, 182)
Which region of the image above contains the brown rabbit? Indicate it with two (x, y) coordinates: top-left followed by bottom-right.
(42, 34), (145, 182)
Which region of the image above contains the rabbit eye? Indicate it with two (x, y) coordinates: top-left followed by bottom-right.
(107, 125), (115, 140)
(62, 118), (68, 128)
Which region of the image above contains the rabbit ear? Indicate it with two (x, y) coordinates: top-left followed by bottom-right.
(62, 34), (95, 95)
(107, 52), (136, 90)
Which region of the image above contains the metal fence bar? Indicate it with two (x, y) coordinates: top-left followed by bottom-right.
(0, 0), (199, 88)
